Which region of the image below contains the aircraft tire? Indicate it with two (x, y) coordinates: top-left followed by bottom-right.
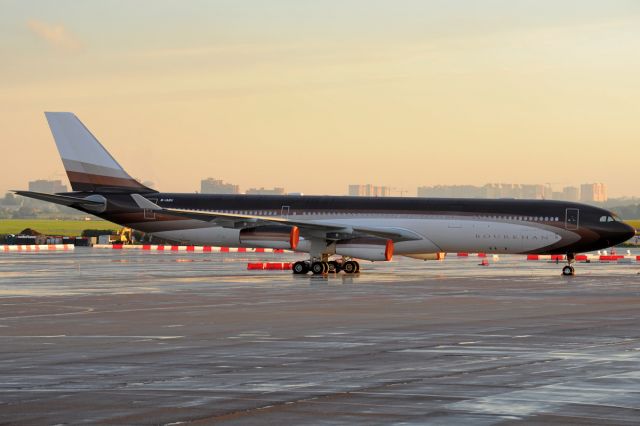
(343, 260), (358, 274)
(292, 261), (309, 274)
(311, 261), (326, 275)
(562, 265), (575, 276)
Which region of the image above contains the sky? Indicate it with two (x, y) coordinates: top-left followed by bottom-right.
(1, 0), (639, 197)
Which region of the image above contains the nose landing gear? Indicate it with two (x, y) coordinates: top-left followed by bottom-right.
(562, 253), (576, 276)
(562, 265), (575, 276)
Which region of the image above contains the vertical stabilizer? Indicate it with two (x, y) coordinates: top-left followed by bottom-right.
(44, 112), (155, 193)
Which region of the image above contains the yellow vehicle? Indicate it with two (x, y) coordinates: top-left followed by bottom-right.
(112, 227), (133, 244)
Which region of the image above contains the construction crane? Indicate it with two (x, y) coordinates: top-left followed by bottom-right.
(391, 187), (409, 197)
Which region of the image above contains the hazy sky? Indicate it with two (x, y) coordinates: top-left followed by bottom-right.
(1, 0), (639, 197)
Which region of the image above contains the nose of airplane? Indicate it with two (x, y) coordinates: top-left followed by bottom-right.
(619, 222), (637, 244)
(598, 222), (636, 248)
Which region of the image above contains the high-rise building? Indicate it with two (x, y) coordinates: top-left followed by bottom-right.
(348, 185), (366, 196)
(520, 184), (546, 200)
(562, 186), (580, 202)
(200, 178), (240, 194)
(580, 183), (607, 203)
(372, 186), (391, 197)
(28, 179), (67, 193)
(418, 185), (485, 198)
(418, 183), (582, 200)
(348, 184), (391, 197)
(245, 187), (286, 195)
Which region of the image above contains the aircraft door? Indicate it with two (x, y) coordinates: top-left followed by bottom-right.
(144, 198), (158, 219)
(565, 208), (579, 230)
(281, 205), (290, 218)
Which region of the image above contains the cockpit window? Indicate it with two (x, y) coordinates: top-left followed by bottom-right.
(611, 213), (622, 222)
(600, 215), (618, 223)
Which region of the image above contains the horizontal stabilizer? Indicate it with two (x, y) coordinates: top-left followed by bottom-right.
(13, 190), (107, 213)
(130, 193), (161, 210)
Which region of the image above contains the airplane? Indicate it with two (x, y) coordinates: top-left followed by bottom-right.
(14, 112), (636, 276)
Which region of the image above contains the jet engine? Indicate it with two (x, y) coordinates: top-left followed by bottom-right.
(334, 237), (394, 261)
(239, 225), (299, 250)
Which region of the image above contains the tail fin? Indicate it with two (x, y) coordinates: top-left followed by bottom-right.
(44, 112), (156, 193)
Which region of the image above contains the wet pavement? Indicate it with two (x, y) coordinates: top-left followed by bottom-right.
(1, 249), (640, 424)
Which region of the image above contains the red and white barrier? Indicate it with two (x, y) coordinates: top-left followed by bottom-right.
(526, 254), (566, 261)
(93, 244), (286, 253)
(451, 252), (639, 263)
(90, 246), (640, 263)
(247, 262), (292, 270)
(526, 253), (638, 262)
(1, 244), (74, 252)
(457, 253), (488, 257)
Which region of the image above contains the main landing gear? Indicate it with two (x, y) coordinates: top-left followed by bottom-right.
(292, 259), (360, 275)
(562, 253), (576, 276)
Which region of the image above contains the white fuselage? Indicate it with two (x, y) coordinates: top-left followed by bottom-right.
(151, 214), (571, 256)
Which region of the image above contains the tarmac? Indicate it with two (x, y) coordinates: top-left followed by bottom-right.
(1, 249), (640, 425)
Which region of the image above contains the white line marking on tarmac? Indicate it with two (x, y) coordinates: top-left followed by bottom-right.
(0, 335), (183, 339)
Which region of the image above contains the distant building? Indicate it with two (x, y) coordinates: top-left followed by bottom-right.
(348, 184), (391, 197)
(520, 184), (547, 200)
(348, 185), (367, 196)
(0, 192), (21, 210)
(245, 187), (286, 195)
(580, 183), (607, 203)
(418, 185), (485, 198)
(200, 178), (240, 194)
(562, 186), (580, 202)
(28, 179), (67, 194)
(418, 183), (556, 200)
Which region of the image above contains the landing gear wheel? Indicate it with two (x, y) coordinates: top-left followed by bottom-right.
(311, 261), (326, 275)
(292, 261), (309, 275)
(354, 261), (360, 273)
(562, 265), (575, 276)
(343, 260), (359, 274)
(328, 261), (340, 273)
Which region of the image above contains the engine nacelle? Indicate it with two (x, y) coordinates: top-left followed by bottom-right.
(335, 237), (393, 261)
(403, 252), (446, 261)
(239, 225), (299, 250)
(82, 194), (107, 213)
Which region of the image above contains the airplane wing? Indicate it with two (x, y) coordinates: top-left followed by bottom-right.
(130, 194), (422, 242)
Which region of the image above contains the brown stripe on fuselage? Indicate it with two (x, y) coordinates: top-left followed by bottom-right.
(66, 171), (149, 189)
(108, 211), (191, 224)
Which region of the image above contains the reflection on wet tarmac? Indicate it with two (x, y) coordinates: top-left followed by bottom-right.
(0, 248), (639, 424)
